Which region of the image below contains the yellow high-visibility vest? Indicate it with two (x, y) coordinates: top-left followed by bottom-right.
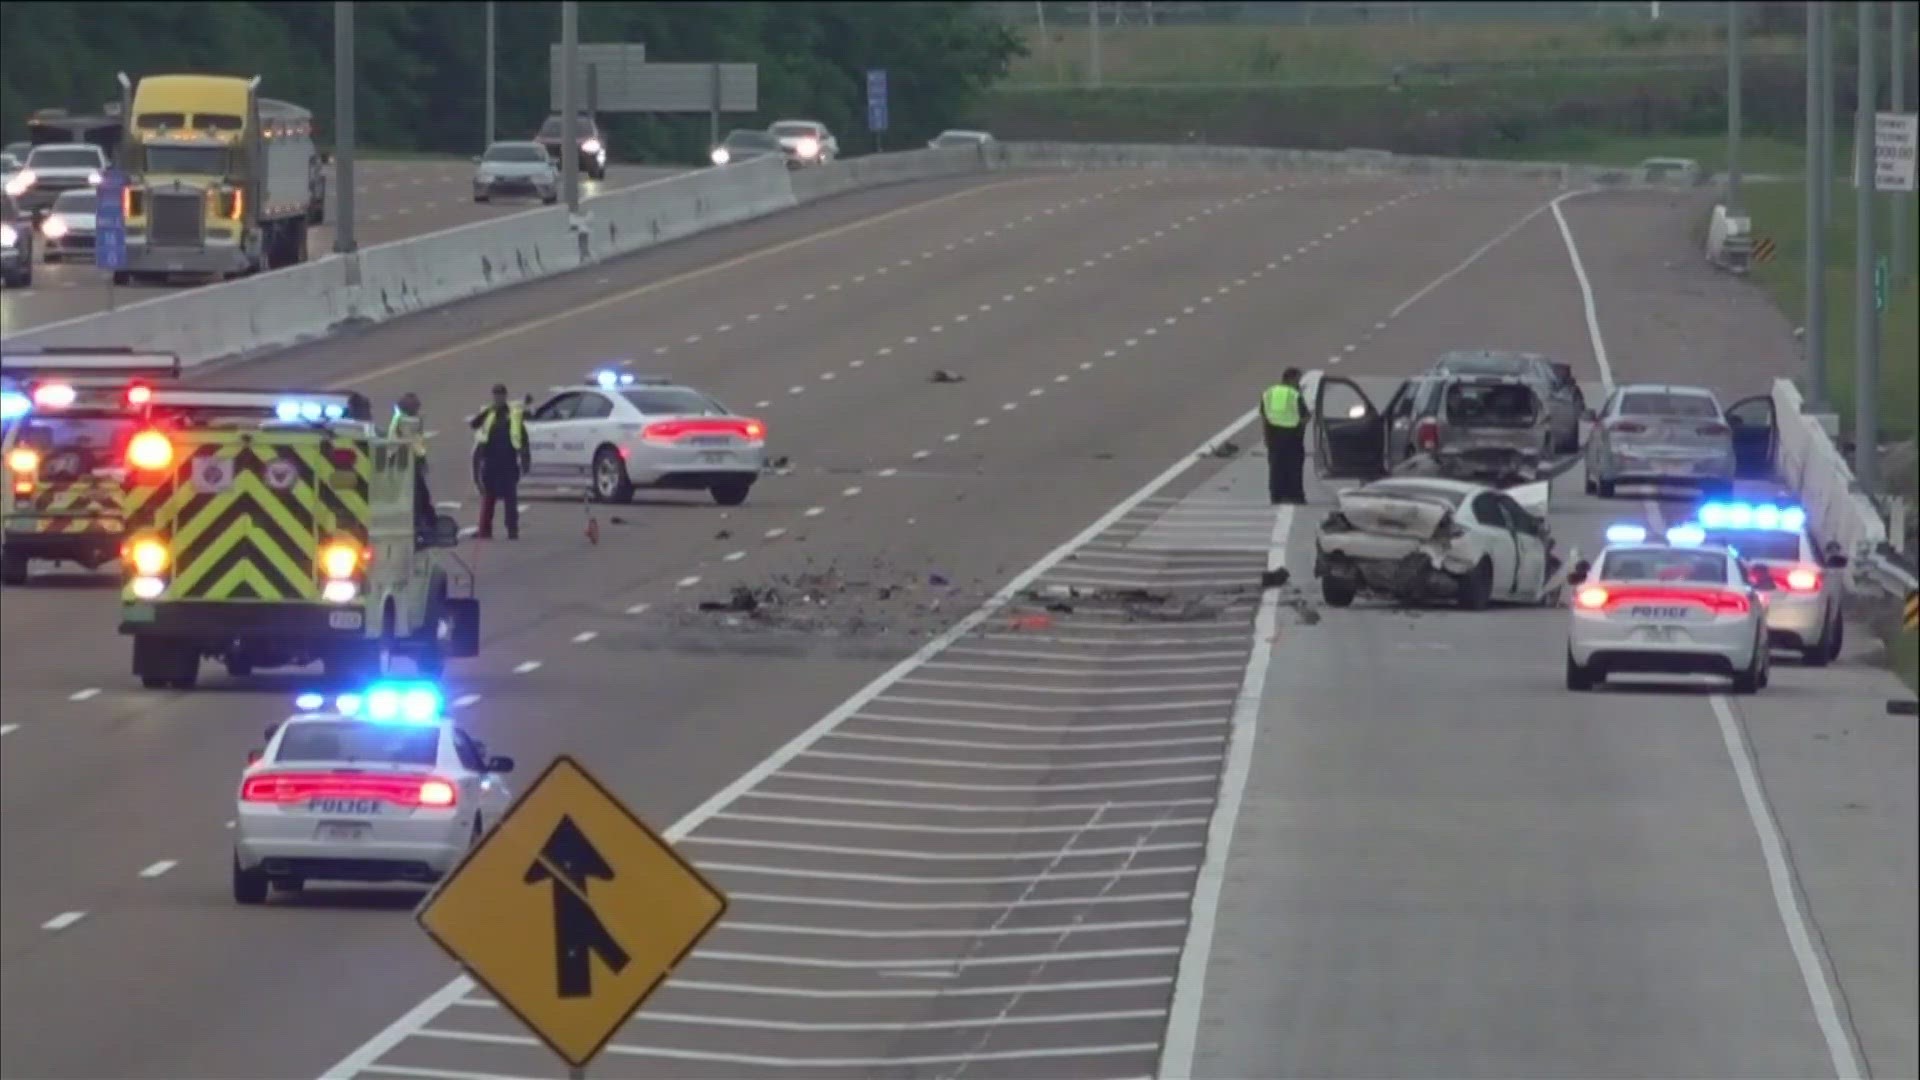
(472, 404), (527, 449)
(1263, 383), (1302, 428)
(388, 411), (428, 458)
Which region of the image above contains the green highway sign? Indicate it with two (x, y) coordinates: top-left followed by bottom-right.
(1875, 255), (1889, 312)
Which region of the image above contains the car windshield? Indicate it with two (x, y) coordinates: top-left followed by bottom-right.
(1598, 549), (1728, 583)
(1363, 480), (1469, 508)
(724, 131), (776, 150)
(13, 416), (138, 472)
(29, 148), (100, 169)
(275, 721), (440, 766)
(54, 190), (96, 211)
(537, 116), (594, 139)
(622, 388), (725, 415)
(144, 145), (229, 175)
(1443, 381), (1538, 424)
(771, 123), (819, 137)
(1699, 529), (1803, 562)
(1436, 354), (1531, 377)
(485, 144), (548, 163)
(1619, 391), (1719, 418)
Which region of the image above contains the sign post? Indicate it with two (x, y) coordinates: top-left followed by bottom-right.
(1875, 112), (1917, 193)
(866, 68), (889, 153)
(94, 167), (127, 311)
(415, 755), (729, 1075)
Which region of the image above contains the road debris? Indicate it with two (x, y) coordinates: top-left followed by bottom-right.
(930, 369), (966, 384)
(1205, 440), (1241, 458)
(714, 529), (732, 540)
(1260, 567), (1291, 589)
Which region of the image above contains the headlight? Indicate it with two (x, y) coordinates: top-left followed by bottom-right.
(0, 223), (16, 247)
(710, 147), (730, 165)
(41, 215), (68, 239)
(581, 138), (602, 156)
(4, 169), (33, 195)
(88, 170), (103, 186)
(796, 137), (820, 159)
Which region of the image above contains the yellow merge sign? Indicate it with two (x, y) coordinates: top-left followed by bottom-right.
(416, 754), (729, 1069)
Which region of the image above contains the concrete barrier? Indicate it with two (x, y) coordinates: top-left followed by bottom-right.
(1771, 377), (1891, 572)
(989, 141), (1673, 189)
(789, 145), (988, 204)
(582, 154), (796, 260)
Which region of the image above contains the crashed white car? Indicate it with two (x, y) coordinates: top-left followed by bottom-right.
(1312, 477), (1571, 609)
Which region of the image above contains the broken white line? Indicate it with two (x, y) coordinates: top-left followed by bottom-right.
(512, 661), (542, 675)
(139, 860), (177, 879)
(804, 507), (826, 517)
(842, 486), (863, 497)
(724, 551), (747, 562)
(69, 688), (100, 702)
(572, 631), (598, 644)
(42, 912), (85, 931)
(676, 576), (702, 589)
(764, 528), (787, 540)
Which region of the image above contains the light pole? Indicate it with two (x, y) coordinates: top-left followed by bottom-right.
(333, 1), (356, 255)
(1854, 0), (1881, 492)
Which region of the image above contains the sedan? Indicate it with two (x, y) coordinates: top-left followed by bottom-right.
(472, 141), (559, 204)
(1, 191), (31, 288)
(39, 187), (97, 262)
(1584, 384), (1775, 498)
(929, 129), (995, 149)
(709, 129), (781, 167)
(769, 120), (838, 168)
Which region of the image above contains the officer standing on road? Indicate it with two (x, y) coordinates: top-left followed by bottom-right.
(1262, 367), (1312, 505)
(469, 384), (530, 540)
(389, 392), (436, 536)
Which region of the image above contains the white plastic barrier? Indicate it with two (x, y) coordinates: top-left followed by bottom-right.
(1771, 377), (1889, 564)
(788, 145), (988, 204)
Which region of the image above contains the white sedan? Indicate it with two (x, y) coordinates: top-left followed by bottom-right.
(769, 120), (838, 167)
(232, 683), (516, 902)
(1565, 525), (1773, 693)
(522, 371), (768, 506)
(1312, 476), (1569, 608)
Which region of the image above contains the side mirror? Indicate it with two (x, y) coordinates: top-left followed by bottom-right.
(433, 513), (460, 547)
(485, 755), (515, 774)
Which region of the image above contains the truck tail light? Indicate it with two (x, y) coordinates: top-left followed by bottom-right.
(125, 430), (174, 471)
(1413, 417), (1440, 452)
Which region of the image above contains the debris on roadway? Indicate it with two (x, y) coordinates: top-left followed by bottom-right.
(929, 369), (966, 384)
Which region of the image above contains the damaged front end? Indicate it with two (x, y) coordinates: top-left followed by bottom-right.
(1313, 489), (1482, 605)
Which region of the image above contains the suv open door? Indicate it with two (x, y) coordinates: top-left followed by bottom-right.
(1725, 394), (1776, 479)
(1313, 375), (1389, 480)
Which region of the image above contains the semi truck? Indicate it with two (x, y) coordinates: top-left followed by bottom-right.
(112, 72), (326, 284)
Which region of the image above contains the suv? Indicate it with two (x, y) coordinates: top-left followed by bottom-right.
(1423, 349), (1584, 452)
(6, 142), (106, 217)
(1314, 373), (1555, 485)
(1, 192), (32, 288)
(534, 114), (606, 180)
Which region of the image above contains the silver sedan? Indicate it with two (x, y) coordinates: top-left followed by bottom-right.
(1584, 384), (1773, 498)
(472, 141), (559, 204)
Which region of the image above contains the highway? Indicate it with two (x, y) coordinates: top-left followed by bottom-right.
(0, 164), (1911, 1080)
(0, 159), (685, 333)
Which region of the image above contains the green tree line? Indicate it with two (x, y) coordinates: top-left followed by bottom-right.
(0, 1), (1025, 162)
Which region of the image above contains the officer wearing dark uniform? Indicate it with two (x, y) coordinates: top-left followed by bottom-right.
(469, 384), (530, 540)
(1262, 368), (1312, 505)
(388, 392), (435, 538)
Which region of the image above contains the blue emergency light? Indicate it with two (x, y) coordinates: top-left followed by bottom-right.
(298, 681), (443, 723)
(593, 369), (637, 389)
(1605, 523), (1648, 544)
(275, 399), (347, 422)
(1665, 524), (1708, 547)
(1696, 501), (1806, 533)
(0, 390), (28, 421)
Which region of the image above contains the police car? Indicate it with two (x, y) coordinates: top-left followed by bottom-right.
(1564, 523), (1774, 693)
(1680, 501), (1847, 665)
(233, 682), (514, 903)
(522, 369), (768, 506)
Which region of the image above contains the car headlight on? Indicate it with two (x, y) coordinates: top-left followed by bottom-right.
(710, 147), (730, 165)
(795, 137), (820, 159)
(88, 169), (103, 186)
(4, 169), (33, 195)
(41, 215), (68, 239)
(0, 223), (16, 248)
(582, 138), (602, 156)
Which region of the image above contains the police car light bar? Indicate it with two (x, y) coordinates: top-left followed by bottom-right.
(1605, 523), (1648, 544)
(1665, 524), (1708, 547)
(1696, 501), (1806, 532)
(303, 681), (445, 723)
(274, 399), (348, 422)
(0, 390), (30, 421)
(593, 369), (635, 388)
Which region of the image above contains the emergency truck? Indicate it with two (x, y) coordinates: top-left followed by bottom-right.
(1, 349), (183, 585)
(116, 396), (480, 689)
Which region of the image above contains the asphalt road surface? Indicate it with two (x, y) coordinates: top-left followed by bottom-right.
(0, 159), (685, 334)
(0, 167), (1911, 1080)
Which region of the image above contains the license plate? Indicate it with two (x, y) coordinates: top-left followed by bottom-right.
(310, 797), (382, 815)
(700, 451), (734, 464)
(1631, 625), (1679, 642)
(329, 610), (363, 630)
(316, 823), (369, 841)
(689, 436), (731, 447)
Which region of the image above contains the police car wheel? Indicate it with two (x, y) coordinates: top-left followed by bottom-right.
(592, 448), (633, 503)
(1565, 651), (1597, 691)
(1730, 651), (1762, 694)
(710, 477), (754, 507)
(232, 855), (269, 905)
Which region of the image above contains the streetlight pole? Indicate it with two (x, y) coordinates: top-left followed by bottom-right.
(560, 0), (579, 214)
(1854, 0), (1881, 492)
(1727, 0), (1743, 209)
(333, 1), (356, 256)
(484, 0), (496, 147)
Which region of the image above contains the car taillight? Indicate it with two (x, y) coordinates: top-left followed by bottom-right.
(1695, 423), (1730, 437)
(1609, 421), (1647, 434)
(1576, 586), (1609, 609)
(6, 446), (39, 475)
(1413, 417), (1440, 451)
(240, 772), (458, 808)
(641, 418), (762, 443)
(125, 382), (153, 407)
(1580, 585), (1750, 615)
(1775, 565), (1822, 592)
(125, 429), (174, 471)
(31, 383), (76, 409)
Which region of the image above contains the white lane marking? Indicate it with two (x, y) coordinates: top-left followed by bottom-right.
(723, 551), (746, 563)
(1081, 361), (1095, 370)
(318, 406), (1263, 1080)
(684, 334), (701, 344)
(802, 749), (1222, 773)
(912, 450), (931, 460)
(139, 860), (177, 878)
(511, 661), (541, 675)
(1029, 388), (1045, 397)
(452, 693), (483, 708)
(788, 385), (805, 395)
(841, 486), (863, 497)
(876, 346), (893, 356)
(715, 810), (1210, 835)
(675, 576), (702, 588)
(748, 790), (1210, 816)
(1550, 190), (1617, 391)
(654, 345), (670, 355)
(692, 834), (1196, 859)
(804, 506), (825, 517)
(407, 1030), (1159, 1068)
(69, 688), (100, 701)
(763, 527), (787, 539)
(718, 918), (1183, 940)
(775, 302), (789, 311)
(945, 647), (1249, 663)
(755, 400), (771, 408)
(1159, 504), (1292, 1079)
(716, 323), (733, 333)
(1389, 192), (1565, 321)
(42, 912), (86, 931)
(571, 631), (598, 644)
(943, 433), (961, 443)
(896, 678), (1239, 696)
(0, 724), (19, 736)
(625, 602), (652, 616)
(1056, 374), (1070, 383)
(1709, 696), (1864, 1080)
(974, 417), (991, 426)
(905, 335), (919, 344)
(1002, 402), (1019, 411)
(877, 467), (898, 478)
(772, 770), (1215, 794)
(454, 995), (1164, 1029)
(819, 371), (835, 381)
(746, 312), (761, 321)
(922, 661), (1246, 678)
(830, 730), (1225, 754)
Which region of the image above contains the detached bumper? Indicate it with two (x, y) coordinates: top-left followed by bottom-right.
(120, 600), (367, 643)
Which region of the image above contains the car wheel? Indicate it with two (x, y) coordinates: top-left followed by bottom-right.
(1729, 645), (1762, 694)
(1825, 617), (1844, 662)
(232, 854), (269, 905)
(1456, 559), (1494, 610)
(1320, 576), (1357, 607)
(710, 476), (753, 507)
(591, 447), (633, 503)
(473, 194), (489, 203)
(1565, 650), (1597, 691)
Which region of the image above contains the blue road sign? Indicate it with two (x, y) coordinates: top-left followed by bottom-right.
(94, 168), (127, 271)
(866, 68), (889, 133)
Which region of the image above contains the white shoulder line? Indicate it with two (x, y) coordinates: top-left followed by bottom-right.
(317, 406), (1264, 1080)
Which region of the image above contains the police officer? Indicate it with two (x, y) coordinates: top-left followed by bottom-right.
(1261, 367), (1312, 505)
(389, 393), (435, 536)
(469, 384), (530, 540)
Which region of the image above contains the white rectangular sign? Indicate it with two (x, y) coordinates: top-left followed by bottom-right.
(1876, 111), (1917, 192)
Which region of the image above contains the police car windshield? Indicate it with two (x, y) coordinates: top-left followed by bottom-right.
(275, 721), (439, 766)
(1700, 529), (1802, 561)
(1620, 392), (1719, 418)
(622, 388), (725, 415)
(1598, 549), (1727, 583)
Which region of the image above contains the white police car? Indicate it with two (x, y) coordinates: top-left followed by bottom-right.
(232, 682), (515, 903)
(522, 368), (768, 506)
(1684, 501), (1847, 666)
(1565, 523), (1773, 693)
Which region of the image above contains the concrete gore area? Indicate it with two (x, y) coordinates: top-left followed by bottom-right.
(0, 164), (1911, 1080)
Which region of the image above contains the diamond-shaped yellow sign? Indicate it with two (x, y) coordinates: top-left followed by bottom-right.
(415, 755), (728, 1069)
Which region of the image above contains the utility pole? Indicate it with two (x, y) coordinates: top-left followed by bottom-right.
(333, 1), (356, 256)
(1089, 0), (1102, 89)
(484, 0), (496, 147)
(1854, 0), (1880, 492)
(1727, 0), (1743, 209)
(1805, 0), (1828, 410)
(560, 0), (579, 214)
(1894, 0), (1913, 284)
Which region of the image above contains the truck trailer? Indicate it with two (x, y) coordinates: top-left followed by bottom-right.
(113, 72), (326, 283)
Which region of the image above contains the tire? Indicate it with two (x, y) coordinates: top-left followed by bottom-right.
(1456, 559), (1494, 611)
(1825, 617), (1844, 662)
(140, 675), (170, 690)
(710, 476), (753, 506)
(1, 551), (27, 585)
(232, 855), (269, 905)
(1801, 619), (1834, 667)
(1565, 650), (1596, 691)
(542, 194), (558, 205)
(1320, 576), (1357, 607)
(1729, 642), (1763, 694)
(591, 446), (633, 503)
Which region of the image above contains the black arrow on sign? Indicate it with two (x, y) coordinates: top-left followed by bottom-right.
(523, 814), (631, 998)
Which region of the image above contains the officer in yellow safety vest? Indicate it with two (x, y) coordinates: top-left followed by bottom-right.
(389, 392), (436, 536)
(1261, 367), (1312, 505)
(468, 384), (531, 540)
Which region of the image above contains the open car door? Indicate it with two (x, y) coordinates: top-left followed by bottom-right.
(1313, 375), (1388, 480)
(1725, 394), (1776, 479)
